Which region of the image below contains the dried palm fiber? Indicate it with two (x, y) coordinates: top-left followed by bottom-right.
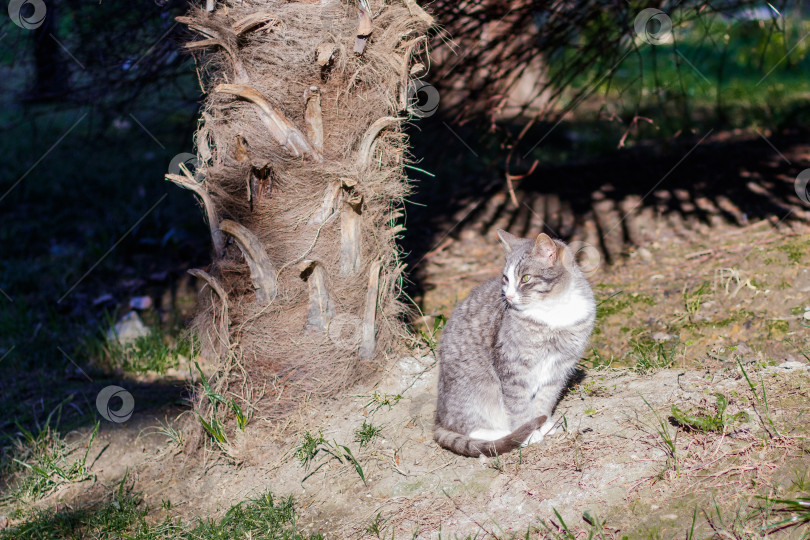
(169, 0), (433, 426)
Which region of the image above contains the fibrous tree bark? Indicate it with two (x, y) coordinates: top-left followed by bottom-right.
(169, 0), (432, 431)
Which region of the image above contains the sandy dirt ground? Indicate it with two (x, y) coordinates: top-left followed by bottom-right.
(8, 215), (810, 538)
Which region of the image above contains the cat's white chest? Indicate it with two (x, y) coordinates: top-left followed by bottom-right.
(527, 355), (560, 394)
(518, 286), (592, 328)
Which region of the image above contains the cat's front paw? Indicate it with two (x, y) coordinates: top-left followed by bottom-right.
(521, 417), (559, 446)
(539, 417), (558, 437)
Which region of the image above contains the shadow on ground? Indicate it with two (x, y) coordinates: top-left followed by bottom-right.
(403, 120), (810, 300)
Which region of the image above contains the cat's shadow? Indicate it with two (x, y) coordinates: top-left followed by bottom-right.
(557, 367), (586, 405)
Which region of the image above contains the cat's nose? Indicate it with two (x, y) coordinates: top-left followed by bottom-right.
(505, 295), (515, 301)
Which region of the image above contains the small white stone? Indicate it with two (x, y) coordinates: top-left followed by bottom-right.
(106, 311), (150, 345)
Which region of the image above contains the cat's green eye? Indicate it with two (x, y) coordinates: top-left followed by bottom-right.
(521, 274), (531, 283)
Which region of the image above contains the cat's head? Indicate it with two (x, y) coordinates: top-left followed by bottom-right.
(496, 229), (577, 308)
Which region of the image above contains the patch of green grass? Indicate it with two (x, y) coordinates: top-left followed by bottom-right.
(2, 400), (99, 502)
(583, 347), (614, 370)
(1, 476), (150, 539)
(670, 393), (749, 433)
(778, 239), (809, 264)
(596, 291), (655, 320)
(354, 421), (382, 448)
(1, 480), (321, 539)
(628, 335), (679, 374)
(94, 311), (199, 375)
(591, 291), (655, 340)
(711, 308), (755, 328)
(109, 331), (180, 374)
(84, 323), (198, 375)
(195, 491), (321, 539)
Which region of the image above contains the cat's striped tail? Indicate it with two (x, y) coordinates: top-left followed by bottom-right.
(433, 416), (547, 457)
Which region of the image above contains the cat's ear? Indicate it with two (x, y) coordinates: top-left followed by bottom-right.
(532, 233), (558, 263)
(496, 229), (520, 253)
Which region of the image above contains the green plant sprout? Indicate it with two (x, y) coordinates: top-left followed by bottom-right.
(195, 361), (247, 444)
(296, 430), (366, 485)
(670, 393), (749, 432)
(737, 358), (780, 438)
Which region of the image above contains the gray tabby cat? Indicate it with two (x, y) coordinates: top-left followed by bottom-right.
(434, 230), (596, 457)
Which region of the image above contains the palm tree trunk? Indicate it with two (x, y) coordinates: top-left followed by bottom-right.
(169, 0), (432, 434)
